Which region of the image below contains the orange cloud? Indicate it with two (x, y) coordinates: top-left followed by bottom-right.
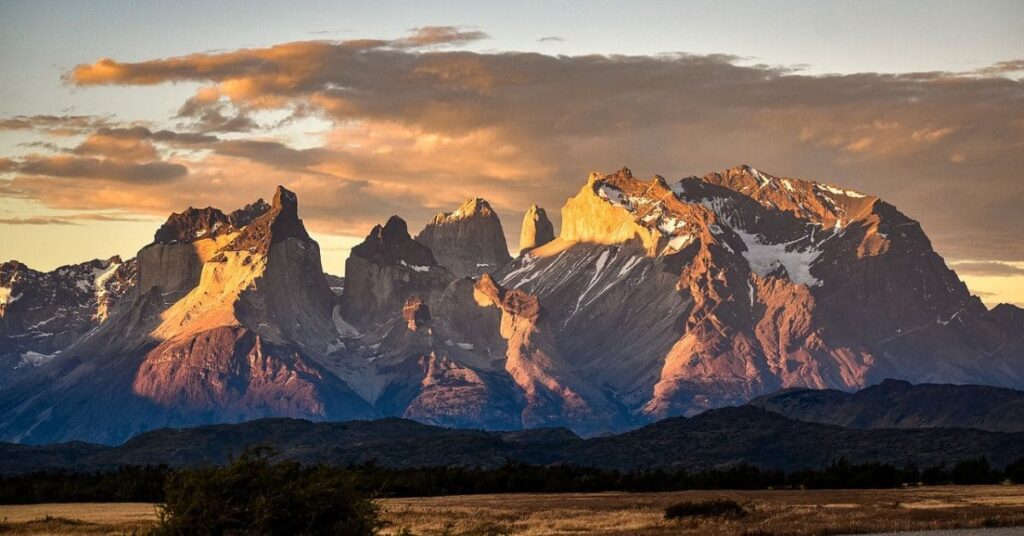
(73, 130), (160, 162)
(5, 33), (1022, 266)
(15, 155), (186, 183)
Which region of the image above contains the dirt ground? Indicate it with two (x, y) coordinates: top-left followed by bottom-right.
(2, 485), (1023, 535)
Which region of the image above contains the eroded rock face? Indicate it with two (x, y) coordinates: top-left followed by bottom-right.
(402, 296), (432, 332)
(500, 165), (1024, 419)
(340, 216), (454, 330)
(519, 205), (555, 253)
(132, 326), (371, 425)
(470, 274), (625, 434)
(153, 207), (231, 244)
(416, 198), (512, 277)
(136, 199), (273, 298)
(0, 186), (375, 444)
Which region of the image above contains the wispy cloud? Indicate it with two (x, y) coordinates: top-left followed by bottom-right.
(397, 26), (489, 48)
(951, 261), (1024, 277)
(0, 114), (116, 135)
(0, 212), (153, 226)
(14, 155), (187, 183)
(0, 216), (79, 225)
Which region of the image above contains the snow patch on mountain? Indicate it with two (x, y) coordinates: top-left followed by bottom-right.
(399, 260), (431, 273)
(733, 228), (823, 286)
(816, 183), (866, 198)
(572, 249), (611, 317)
(17, 351), (57, 368)
(92, 261), (121, 302)
(665, 234), (695, 252)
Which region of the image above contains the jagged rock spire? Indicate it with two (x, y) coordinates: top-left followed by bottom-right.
(351, 215), (438, 267)
(519, 205), (555, 253)
(416, 197), (512, 277)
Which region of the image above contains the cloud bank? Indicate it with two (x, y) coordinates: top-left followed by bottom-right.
(2, 27), (1022, 274)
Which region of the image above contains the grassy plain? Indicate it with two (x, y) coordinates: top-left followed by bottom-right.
(2, 486), (1023, 535)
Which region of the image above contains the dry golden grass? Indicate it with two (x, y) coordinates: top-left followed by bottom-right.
(376, 485), (1024, 536)
(0, 503), (156, 535)
(1, 486), (1023, 535)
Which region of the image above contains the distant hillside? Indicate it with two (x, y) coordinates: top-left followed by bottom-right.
(748, 379), (1024, 432)
(3, 406), (1023, 475)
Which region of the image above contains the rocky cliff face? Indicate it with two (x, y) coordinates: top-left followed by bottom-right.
(500, 165), (1024, 418)
(519, 205), (555, 253)
(0, 257), (135, 382)
(0, 186), (373, 444)
(415, 198), (513, 277)
(2, 165), (1023, 444)
(339, 216), (454, 330)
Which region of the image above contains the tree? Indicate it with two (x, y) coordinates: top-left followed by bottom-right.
(1005, 457), (1024, 484)
(151, 448), (377, 535)
(950, 457), (997, 485)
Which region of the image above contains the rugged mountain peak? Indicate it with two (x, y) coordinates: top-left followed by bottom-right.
(588, 166), (634, 185)
(273, 184), (296, 207)
(153, 207), (230, 244)
(683, 165), (880, 230)
(416, 198), (512, 277)
(228, 198), (271, 228)
(0, 256), (136, 376)
(562, 166), (718, 255)
(138, 187), (319, 309)
(226, 185), (312, 252)
(148, 185), (333, 341)
(503, 166), (1021, 423)
(381, 216), (415, 244)
(519, 205), (555, 253)
(341, 217), (453, 330)
(149, 194), (276, 247)
(0, 185), (373, 444)
(351, 216), (438, 268)
(445, 197), (495, 221)
(268, 185), (312, 242)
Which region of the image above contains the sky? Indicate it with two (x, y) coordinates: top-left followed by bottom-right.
(1, 0), (1023, 306)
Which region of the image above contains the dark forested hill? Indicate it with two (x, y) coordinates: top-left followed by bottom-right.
(748, 379), (1024, 432)
(3, 406), (1023, 475)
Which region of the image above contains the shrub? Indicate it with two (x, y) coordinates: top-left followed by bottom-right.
(664, 499), (747, 520)
(951, 457), (998, 485)
(1005, 457), (1024, 484)
(151, 448), (377, 535)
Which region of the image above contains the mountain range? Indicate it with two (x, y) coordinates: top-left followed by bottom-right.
(3, 404), (1024, 475)
(749, 378), (1024, 432)
(1, 165), (1022, 444)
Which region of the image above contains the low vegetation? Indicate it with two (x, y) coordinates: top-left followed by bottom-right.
(1, 451), (1023, 534)
(3, 456), (1024, 505)
(664, 499), (748, 519)
(150, 448), (377, 536)
(2, 486), (1024, 535)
